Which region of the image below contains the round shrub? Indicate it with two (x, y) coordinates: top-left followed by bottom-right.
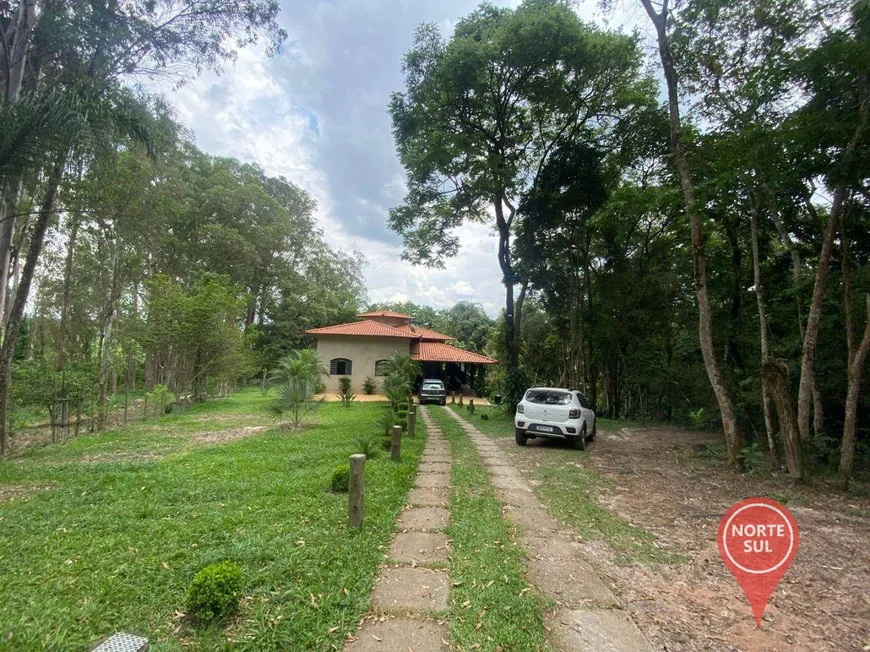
(186, 561), (242, 623)
(331, 464), (350, 493)
(480, 413), (490, 421)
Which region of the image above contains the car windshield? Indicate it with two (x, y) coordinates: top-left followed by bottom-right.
(525, 390), (571, 405)
(423, 382), (444, 390)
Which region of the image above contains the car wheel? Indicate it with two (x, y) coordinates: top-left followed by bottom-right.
(572, 424), (587, 450)
(515, 428), (528, 446)
(440, 399), (446, 406)
(587, 418), (597, 442)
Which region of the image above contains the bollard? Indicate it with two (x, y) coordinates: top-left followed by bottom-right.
(458, 394), (463, 406)
(390, 425), (402, 461)
(349, 454), (366, 528)
(451, 392), (455, 404)
(407, 406), (416, 438)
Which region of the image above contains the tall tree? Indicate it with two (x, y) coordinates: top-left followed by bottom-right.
(640, 0), (744, 463)
(389, 0), (653, 406)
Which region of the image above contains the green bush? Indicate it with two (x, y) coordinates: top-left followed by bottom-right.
(331, 464), (350, 492)
(382, 432), (393, 451)
(688, 407), (707, 430)
(352, 432), (380, 459)
(338, 376), (352, 394)
(186, 561), (243, 623)
(363, 377), (377, 395)
(480, 412), (489, 421)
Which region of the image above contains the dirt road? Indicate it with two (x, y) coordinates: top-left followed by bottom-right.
(507, 423), (870, 651)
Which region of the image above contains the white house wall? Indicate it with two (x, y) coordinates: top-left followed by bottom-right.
(315, 335), (412, 392)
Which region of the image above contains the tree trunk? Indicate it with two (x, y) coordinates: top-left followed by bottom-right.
(55, 219), (80, 370)
(494, 196), (519, 371)
(0, 0), (39, 335)
(799, 74), (868, 442)
(724, 215), (744, 369)
(750, 203), (777, 463)
(797, 187), (848, 442)
(641, 0), (743, 463)
(840, 294), (870, 485)
(762, 360), (802, 479)
(768, 194), (824, 435)
(0, 156), (65, 455)
(97, 242), (121, 429)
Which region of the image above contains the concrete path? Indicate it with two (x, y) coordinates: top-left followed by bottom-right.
(443, 407), (653, 652)
(344, 407), (452, 652)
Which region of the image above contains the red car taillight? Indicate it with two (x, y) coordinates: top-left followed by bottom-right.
(569, 408), (580, 419)
(516, 404), (524, 413)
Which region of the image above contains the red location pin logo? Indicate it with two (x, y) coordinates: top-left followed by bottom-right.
(718, 497), (799, 626)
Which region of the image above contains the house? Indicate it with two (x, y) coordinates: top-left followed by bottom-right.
(305, 310), (497, 393)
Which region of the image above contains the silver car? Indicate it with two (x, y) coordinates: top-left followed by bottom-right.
(418, 378), (447, 405)
(514, 387), (596, 449)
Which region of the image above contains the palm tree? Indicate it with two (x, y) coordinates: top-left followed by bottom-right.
(384, 352), (421, 384)
(267, 375), (324, 428)
(268, 349), (328, 388)
(383, 372), (412, 412)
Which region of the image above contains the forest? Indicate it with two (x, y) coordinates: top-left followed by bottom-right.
(1, 0), (869, 488)
(388, 0), (870, 485)
(0, 0), (374, 454)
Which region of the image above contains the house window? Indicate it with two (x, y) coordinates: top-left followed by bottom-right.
(330, 358), (352, 375)
(374, 359), (390, 376)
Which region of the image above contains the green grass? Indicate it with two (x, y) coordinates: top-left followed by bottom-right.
(0, 389), (421, 650)
(448, 405), (685, 567)
(428, 407), (551, 651)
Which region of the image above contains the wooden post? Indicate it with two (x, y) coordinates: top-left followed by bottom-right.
(458, 394), (463, 406)
(390, 425), (402, 461)
(407, 405), (416, 438)
(348, 454), (365, 528)
(451, 392), (455, 404)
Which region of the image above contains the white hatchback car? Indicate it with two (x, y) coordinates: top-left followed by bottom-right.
(514, 387), (596, 450)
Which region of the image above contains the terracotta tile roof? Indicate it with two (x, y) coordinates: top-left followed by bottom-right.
(305, 319), (412, 338)
(411, 341), (498, 364)
(393, 324), (453, 341)
(356, 310), (412, 319)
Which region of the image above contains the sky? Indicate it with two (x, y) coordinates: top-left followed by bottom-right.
(157, 0), (647, 317)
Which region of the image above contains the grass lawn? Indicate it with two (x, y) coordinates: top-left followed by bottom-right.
(447, 404), (686, 566)
(428, 407), (551, 650)
(0, 389), (422, 651)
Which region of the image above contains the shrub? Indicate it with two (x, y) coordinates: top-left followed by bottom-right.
(688, 407), (707, 430)
(338, 376), (355, 407)
(268, 376), (323, 428)
(503, 368), (529, 412)
(738, 442), (766, 475)
(352, 432), (380, 459)
(331, 464), (350, 492)
(382, 432), (393, 451)
(186, 561), (243, 623)
(363, 376), (377, 395)
(480, 412), (489, 421)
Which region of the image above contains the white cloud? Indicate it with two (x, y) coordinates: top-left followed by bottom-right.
(152, 0), (640, 319)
